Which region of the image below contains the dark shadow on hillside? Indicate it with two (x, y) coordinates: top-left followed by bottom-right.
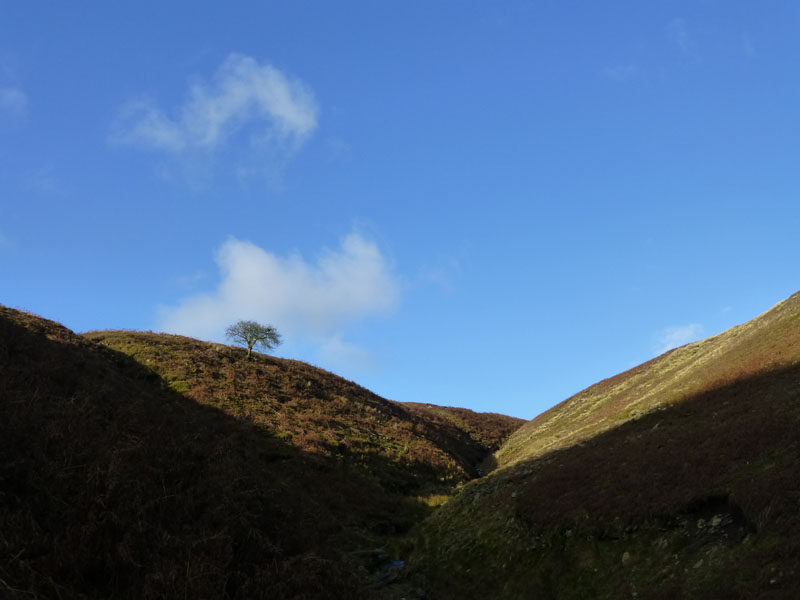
(412, 362), (800, 600)
(0, 310), (436, 599)
(82, 330), (515, 497)
(510, 361), (800, 529)
(478, 454), (498, 476)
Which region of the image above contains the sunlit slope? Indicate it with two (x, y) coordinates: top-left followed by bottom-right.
(408, 291), (800, 599)
(84, 330), (523, 492)
(498, 290), (800, 468)
(400, 402), (524, 471)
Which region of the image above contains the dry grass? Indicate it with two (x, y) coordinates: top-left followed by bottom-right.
(498, 291), (800, 467)
(0, 308), (378, 598)
(0, 307), (522, 599)
(83, 330), (522, 496)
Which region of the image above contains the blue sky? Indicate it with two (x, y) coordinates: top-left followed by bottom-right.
(2, 2), (799, 419)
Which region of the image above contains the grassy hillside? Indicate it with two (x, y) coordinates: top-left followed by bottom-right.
(408, 291), (800, 599)
(0, 307), (522, 599)
(83, 330), (523, 496)
(400, 402), (524, 476)
(497, 291), (800, 468)
(9, 289), (798, 599)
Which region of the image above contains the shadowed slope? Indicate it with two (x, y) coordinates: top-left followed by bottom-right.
(409, 291), (800, 599)
(0, 307), (523, 599)
(401, 403), (524, 475)
(1, 306), (415, 598)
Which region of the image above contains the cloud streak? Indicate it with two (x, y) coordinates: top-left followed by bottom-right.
(158, 233), (401, 353)
(654, 323), (704, 355)
(112, 53), (318, 154)
(600, 64), (638, 82)
(0, 86), (27, 120)
(667, 18), (694, 56)
(742, 33), (757, 58)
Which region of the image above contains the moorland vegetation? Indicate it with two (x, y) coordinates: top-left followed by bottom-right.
(408, 291), (800, 599)
(0, 306), (521, 598)
(2, 290), (800, 598)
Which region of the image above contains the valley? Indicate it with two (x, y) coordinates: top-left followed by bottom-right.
(2, 292), (800, 598)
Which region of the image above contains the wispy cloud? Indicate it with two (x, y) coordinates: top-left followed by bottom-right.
(742, 33), (757, 58)
(111, 53), (318, 155)
(318, 335), (376, 371)
(600, 64), (638, 82)
(158, 232), (401, 360)
(0, 86), (27, 120)
(667, 18), (694, 56)
(172, 269), (207, 288)
(0, 230), (13, 250)
(418, 255), (461, 291)
(324, 137), (353, 163)
(654, 323), (704, 355)
(22, 166), (63, 195)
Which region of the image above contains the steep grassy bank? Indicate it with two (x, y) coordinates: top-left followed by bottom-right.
(0, 306), (522, 599)
(497, 291), (800, 468)
(409, 291), (800, 599)
(83, 330), (523, 496)
(0, 307), (388, 598)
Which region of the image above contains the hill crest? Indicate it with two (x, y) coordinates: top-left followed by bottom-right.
(496, 290), (800, 468)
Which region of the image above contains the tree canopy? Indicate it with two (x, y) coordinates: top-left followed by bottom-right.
(225, 320), (281, 359)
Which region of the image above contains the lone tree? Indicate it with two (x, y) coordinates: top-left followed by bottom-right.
(225, 320), (281, 359)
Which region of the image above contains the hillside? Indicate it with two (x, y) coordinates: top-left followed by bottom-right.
(408, 291), (800, 599)
(400, 402), (524, 475)
(498, 291), (800, 468)
(83, 330), (524, 494)
(8, 290), (799, 599)
(0, 307), (522, 599)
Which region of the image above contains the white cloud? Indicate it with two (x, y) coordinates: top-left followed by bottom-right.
(318, 335), (375, 371)
(111, 53), (318, 153)
(158, 233), (401, 350)
(0, 86), (27, 119)
(654, 323), (704, 355)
